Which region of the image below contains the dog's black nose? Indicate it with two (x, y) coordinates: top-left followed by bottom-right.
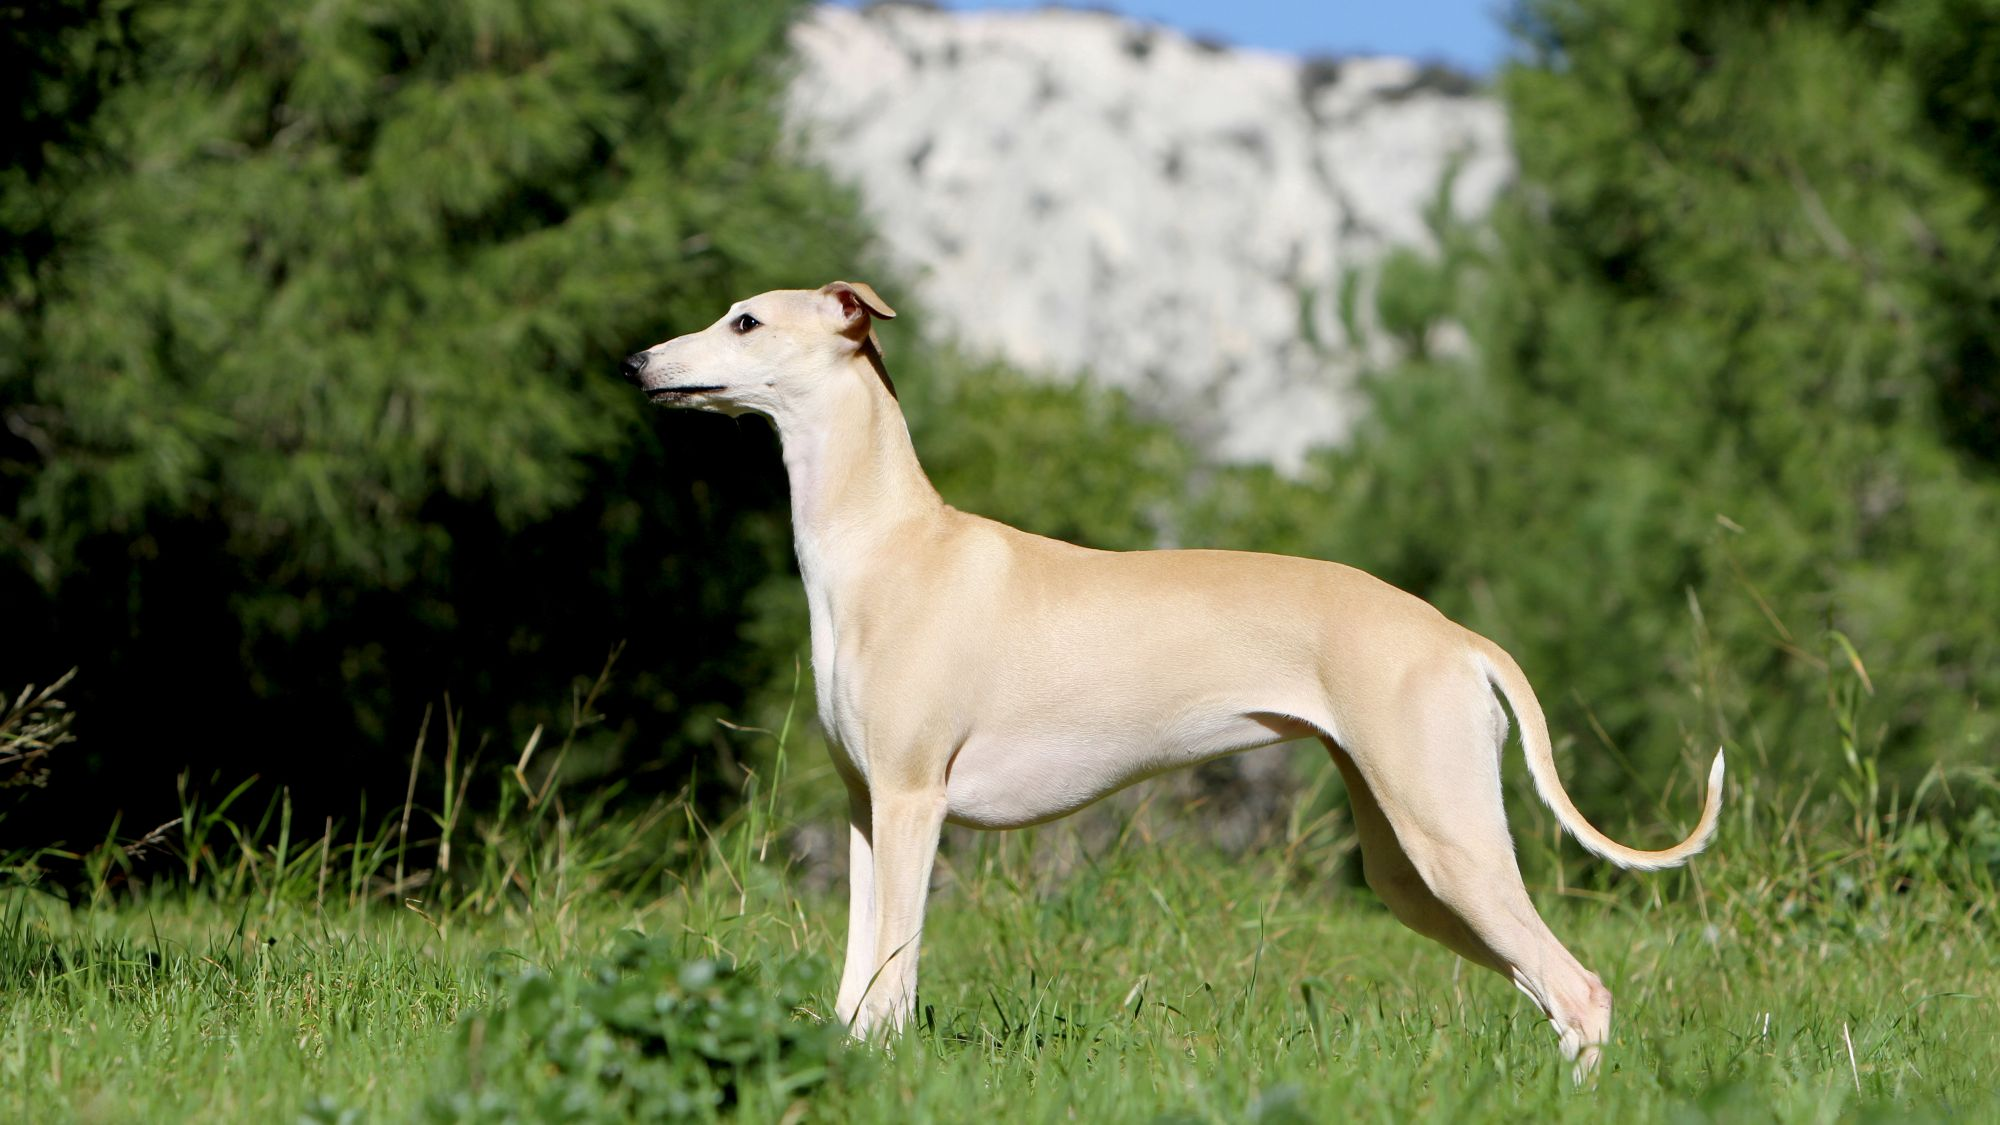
(619, 352), (647, 385)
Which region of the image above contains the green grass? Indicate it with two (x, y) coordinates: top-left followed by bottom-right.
(4, 655), (1995, 1121)
(3, 748), (1994, 1123)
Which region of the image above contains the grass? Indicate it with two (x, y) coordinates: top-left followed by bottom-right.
(1, 829), (1992, 1121)
(3, 659), (1996, 1122)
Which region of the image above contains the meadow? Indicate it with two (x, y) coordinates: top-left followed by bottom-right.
(5, 676), (1993, 1123)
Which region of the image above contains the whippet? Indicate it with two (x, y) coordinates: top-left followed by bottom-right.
(620, 282), (1724, 1081)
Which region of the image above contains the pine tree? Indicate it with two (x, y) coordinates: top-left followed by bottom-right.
(0, 0), (874, 843)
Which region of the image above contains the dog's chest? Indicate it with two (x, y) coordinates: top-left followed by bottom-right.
(800, 558), (881, 783)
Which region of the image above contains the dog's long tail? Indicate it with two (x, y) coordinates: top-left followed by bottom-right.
(1472, 635), (1724, 871)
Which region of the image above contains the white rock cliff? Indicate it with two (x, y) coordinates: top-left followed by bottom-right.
(785, 3), (1511, 466)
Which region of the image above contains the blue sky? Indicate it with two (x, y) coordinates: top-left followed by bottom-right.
(843, 1), (1512, 73)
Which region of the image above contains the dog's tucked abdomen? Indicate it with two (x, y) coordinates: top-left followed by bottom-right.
(941, 708), (1317, 829)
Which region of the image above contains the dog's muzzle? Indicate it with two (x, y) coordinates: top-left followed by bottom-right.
(619, 352), (648, 385)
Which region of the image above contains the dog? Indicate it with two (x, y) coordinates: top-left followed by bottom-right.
(620, 281), (1723, 1081)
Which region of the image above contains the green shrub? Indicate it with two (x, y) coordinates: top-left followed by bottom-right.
(422, 934), (843, 1123)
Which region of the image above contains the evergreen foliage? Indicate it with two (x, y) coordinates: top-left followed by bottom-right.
(1207, 0), (2000, 798)
(0, 0), (874, 844)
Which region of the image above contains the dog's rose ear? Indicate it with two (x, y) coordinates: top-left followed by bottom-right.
(822, 280), (895, 320)
(820, 280), (896, 354)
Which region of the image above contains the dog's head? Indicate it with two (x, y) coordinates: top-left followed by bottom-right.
(619, 281), (897, 417)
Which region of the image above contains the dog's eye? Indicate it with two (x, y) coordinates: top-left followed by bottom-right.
(732, 313), (761, 334)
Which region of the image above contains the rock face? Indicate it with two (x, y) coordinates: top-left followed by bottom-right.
(785, 3), (1511, 466)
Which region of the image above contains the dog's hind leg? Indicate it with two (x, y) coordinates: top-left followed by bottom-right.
(1320, 669), (1614, 1081)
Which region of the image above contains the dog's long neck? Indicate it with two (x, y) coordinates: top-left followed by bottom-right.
(776, 354), (941, 589)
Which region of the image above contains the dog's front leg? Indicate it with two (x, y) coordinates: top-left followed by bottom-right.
(833, 782), (876, 1029)
(847, 784), (948, 1040)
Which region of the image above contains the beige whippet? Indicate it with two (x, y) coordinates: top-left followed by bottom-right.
(620, 281), (1724, 1080)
